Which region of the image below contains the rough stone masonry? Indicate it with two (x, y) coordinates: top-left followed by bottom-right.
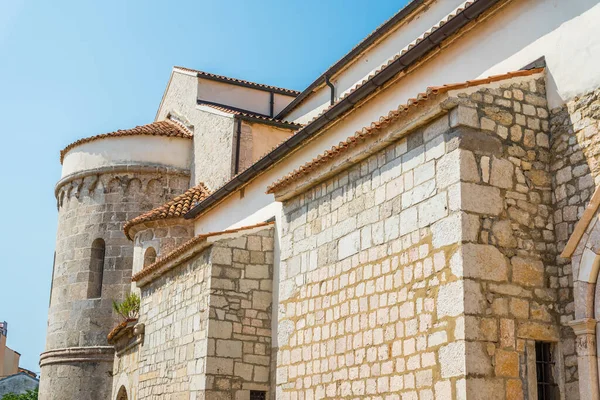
(113, 226), (275, 400)
(274, 76), (575, 400)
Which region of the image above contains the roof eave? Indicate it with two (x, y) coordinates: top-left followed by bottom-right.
(185, 0), (501, 221)
(275, 0), (428, 119)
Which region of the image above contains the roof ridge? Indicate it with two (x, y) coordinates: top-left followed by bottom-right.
(123, 182), (211, 239)
(197, 101), (303, 127)
(266, 68), (544, 194)
(60, 120), (193, 164)
(173, 66), (301, 95)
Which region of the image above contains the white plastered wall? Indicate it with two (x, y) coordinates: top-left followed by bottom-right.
(61, 136), (192, 178)
(197, 78), (296, 117)
(285, 0), (600, 125)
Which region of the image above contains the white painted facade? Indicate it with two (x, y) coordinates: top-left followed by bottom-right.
(61, 136), (193, 178)
(193, 0), (600, 235)
(285, 0), (600, 126)
(197, 78), (295, 117)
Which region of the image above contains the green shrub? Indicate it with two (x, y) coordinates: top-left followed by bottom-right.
(112, 292), (140, 320)
(2, 388), (38, 400)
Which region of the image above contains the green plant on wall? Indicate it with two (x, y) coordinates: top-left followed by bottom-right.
(112, 292), (140, 320)
(2, 388), (38, 400)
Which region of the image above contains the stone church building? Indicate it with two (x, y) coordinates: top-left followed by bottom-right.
(39, 0), (600, 399)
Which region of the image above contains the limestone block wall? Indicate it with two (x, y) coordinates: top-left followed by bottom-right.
(277, 113), (468, 399)
(204, 229), (274, 399)
(112, 344), (140, 400)
(276, 76), (570, 399)
(451, 78), (575, 398)
(550, 88), (600, 398)
(135, 248), (211, 398)
(133, 227), (274, 400)
(551, 89), (600, 285)
(40, 168), (189, 400)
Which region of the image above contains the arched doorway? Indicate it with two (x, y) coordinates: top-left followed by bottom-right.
(116, 386), (128, 400)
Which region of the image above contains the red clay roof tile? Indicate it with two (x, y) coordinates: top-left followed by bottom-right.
(266, 68), (544, 194)
(123, 183), (211, 240)
(197, 101), (303, 128)
(174, 66), (301, 96)
(60, 120), (192, 164)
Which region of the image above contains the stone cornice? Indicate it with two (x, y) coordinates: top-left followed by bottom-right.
(561, 185), (600, 258)
(54, 164), (190, 198)
(39, 346), (114, 367)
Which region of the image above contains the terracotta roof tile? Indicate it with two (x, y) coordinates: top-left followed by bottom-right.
(174, 66), (301, 96)
(60, 120), (192, 164)
(266, 68), (544, 194)
(107, 318), (137, 342)
(131, 221), (274, 283)
(123, 183), (210, 239)
(197, 101), (303, 128)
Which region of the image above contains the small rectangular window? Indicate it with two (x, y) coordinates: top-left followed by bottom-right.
(250, 391), (266, 400)
(536, 342), (558, 400)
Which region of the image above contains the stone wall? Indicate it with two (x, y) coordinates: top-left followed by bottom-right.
(276, 76), (570, 399)
(132, 222), (195, 275)
(453, 77), (574, 398)
(130, 226), (274, 400)
(40, 168), (190, 400)
(277, 111), (468, 399)
(135, 248), (212, 399)
(551, 87), (600, 398)
(191, 109), (235, 190)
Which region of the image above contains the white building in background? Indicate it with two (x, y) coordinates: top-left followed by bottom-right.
(40, 1), (600, 399)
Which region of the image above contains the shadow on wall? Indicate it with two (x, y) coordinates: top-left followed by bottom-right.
(551, 87), (600, 396)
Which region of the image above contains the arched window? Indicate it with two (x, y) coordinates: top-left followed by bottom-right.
(143, 247), (157, 268)
(49, 252), (56, 306)
(87, 238), (106, 299)
(116, 386), (128, 400)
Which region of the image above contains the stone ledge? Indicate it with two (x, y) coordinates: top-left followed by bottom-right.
(39, 346), (114, 366)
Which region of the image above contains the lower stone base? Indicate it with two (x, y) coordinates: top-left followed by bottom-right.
(39, 347), (114, 400)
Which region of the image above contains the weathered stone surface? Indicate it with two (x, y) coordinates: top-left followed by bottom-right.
(437, 281), (465, 318)
(490, 157), (514, 189)
(511, 257), (544, 287)
(516, 322), (559, 341)
(462, 243), (508, 281)
(494, 350), (519, 377)
(461, 183), (503, 216)
(45, 169), (191, 400)
(491, 220), (516, 248)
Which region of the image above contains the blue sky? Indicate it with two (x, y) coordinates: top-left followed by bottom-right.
(0, 0), (406, 373)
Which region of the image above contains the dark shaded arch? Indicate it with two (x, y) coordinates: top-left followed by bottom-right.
(87, 238), (106, 298)
(116, 386), (128, 400)
(143, 247), (157, 268)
